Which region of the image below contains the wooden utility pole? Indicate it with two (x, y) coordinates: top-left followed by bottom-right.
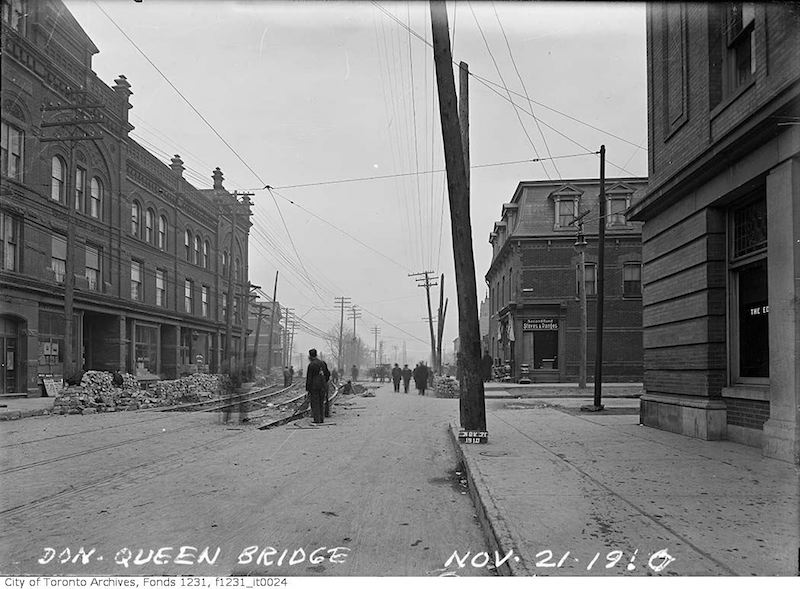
(371, 326), (380, 367)
(265, 271), (279, 377)
(459, 62), (470, 191)
(436, 273), (447, 373)
(431, 1), (486, 434)
(348, 305), (362, 368)
(410, 271), (439, 368)
(334, 296), (352, 373)
(252, 302), (267, 375)
(571, 213), (590, 389)
(224, 207), (238, 376)
(587, 145), (606, 411)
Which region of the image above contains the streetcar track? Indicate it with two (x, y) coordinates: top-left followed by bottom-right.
(0, 386), (303, 475)
(0, 386), (343, 517)
(0, 384), (290, 450)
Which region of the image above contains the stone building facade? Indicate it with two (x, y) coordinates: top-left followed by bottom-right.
(629, 4), (800, 463)
(486, 177), (647, 383)
(0, 0), (251, 396)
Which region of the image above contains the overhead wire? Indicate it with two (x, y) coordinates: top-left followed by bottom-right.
(491, 0), (561, 180)
(468, 1), (550, 180)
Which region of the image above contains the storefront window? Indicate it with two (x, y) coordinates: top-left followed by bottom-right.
(134, 324), (159, 376)
(736, 261), (768, 378)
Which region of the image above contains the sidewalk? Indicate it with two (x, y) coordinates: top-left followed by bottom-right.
(483, 382), (642, 399)
(0, 397), (54, 420)
(450, 401), (799, 576)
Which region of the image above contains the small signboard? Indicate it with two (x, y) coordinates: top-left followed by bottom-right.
(42, 377), (64, 397)
(523, 318), (558, 331)
(458, 430), (489, 444)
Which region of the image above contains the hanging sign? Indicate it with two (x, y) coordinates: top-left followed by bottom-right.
(523, 318), (558, 331)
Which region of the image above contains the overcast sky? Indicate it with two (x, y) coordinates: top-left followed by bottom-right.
(63, 0), (648, 366)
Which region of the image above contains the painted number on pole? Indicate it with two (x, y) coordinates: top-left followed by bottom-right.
(459, 430), (488, 444)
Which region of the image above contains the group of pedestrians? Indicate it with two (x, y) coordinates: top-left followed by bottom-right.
(388, 362), (432, 395)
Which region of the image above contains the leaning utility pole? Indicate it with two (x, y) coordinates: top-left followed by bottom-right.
(40, 92), (104, 380)
(431, 1), (486, 434)
(334, 296), (352, 373)
(251, 301), (267, 375)
(409, 271), (439, 369)
(347, 305), (362, 368)
(436, 273), (448, 373)
(586, 145), (607, 412)
(264, 271), (279, 377)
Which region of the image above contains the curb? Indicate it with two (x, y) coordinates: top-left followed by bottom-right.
(0, 408), (51, 421)
(447, 424), (533, 576)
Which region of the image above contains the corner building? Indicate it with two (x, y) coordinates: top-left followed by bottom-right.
(629, 4), (800, 463)
(0, 0), (251, 396)
(486, 177), (647, 383)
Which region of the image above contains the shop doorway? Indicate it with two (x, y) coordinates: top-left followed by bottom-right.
(0, 316), (20, 396)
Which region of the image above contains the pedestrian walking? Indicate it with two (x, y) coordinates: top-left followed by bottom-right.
(413, 362), (428, 396)
(331, 367), (339, 386)
(305, 348), (330, 424)
(351, 364), (359, 382)
(283, 366), (291, 387)
(401, 364), (412, 393)
(391, 363), (402, 392)
(289, 365), (295, 384)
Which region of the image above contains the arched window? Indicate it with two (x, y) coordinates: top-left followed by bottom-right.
(234, 258), (241, 282)
(2, 120), (24, 181)
(145, 208), (155, 243)
(131, 201), (141, 236)
(193, 234), (201, 265)
(51, 155), (65, 202)
(222, 250), (229, 275)
(158, 215), (167, 251)
(203, 240), (210, 269)
(89, 178), (102, 218)
(184, 229), (192, 261)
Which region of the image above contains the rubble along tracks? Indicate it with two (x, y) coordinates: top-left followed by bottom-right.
(0, 383), (341, 517)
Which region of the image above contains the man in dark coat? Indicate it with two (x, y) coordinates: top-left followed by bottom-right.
(413, 362), (428, 396)
(391, 363), (402, 392)
(351, 364), (359, 382)
(401, 364), (412, 393)
(305, 348), (330, 423)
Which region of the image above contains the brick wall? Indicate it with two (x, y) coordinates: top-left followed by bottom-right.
(725, 398), (770, 430)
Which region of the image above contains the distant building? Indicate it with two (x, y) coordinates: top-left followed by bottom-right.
(486, 177), (647, 383)
(246, 299), (283, 374)
(0, 0), (251, 395)
(629, 4), (800, 463)
(478, 294), (490, 353)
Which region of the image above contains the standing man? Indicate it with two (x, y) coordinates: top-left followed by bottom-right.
(391, 363), (402, 392)
(305, 348), (330, 424)
(288, 365), (295, 384)
(413, 362), (428, 396)
(351, 364), (359, 383)
(401, 364), (412, 394)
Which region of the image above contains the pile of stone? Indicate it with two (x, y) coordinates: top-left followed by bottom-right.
(52, 371), (228, 414)
(434, 376), (460, 398)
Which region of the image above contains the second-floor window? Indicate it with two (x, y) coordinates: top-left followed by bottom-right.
(74, 167), (86, 212)
(131, 201), (141, 236)
(158, 216), (167, 251)
(576, 263), (597, 296)
(1, 212), (20, 271)
(89, 178), (102, 218)
(201, 285), (209, 317)
(608, 197), (628, 226)
(155, 269), (166, 307)
(184, 279), (194, 314)
(51, 234), (67, 283)
(145, 208), (155, 244)
(1, 120), (23, 181)
(51, 156), (65, 203)
(184, 230), (192, 261)
(131, 260), (143, 301)
(623, 263), (642, 297)
(85, 244), (100, 291)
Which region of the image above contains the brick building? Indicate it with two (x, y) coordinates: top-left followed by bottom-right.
(0, 0), (252, 397)
(629, 4), (800, 463)
(486, 177), (647, 383)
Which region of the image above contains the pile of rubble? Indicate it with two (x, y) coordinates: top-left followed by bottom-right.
(52, 371), (228, 415)
(434, 376), (460, 398)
